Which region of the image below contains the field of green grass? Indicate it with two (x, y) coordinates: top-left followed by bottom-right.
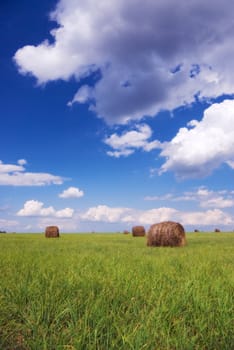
(0, 232), (233, 350)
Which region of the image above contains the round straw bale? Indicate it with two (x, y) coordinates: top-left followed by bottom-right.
(194, 229), (199, 232)
(45, 226), (60, 238)
(214, 228), (221, 232)
(123, 230), (130, 234)
(132, 225), (146, 237)
(147, 221), (186, 247)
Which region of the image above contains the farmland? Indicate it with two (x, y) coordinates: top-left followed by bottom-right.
(0, 233), (233, 350)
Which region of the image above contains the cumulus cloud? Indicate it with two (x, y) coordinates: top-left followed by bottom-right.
(104, 124), (161, 157)
(0, 160), (64, 186)
(80, 204), (234, 226)
(59, 186), (84, 198)
(17, 200), (74, 218)
(80, 205), (132, 223)
(137, 207), (178, 225)
(14, 0), (234, 124)
(179, 209), (233, 226)
(159, 100), (234, 178)
(138, 207), (233, 226)
(104, 99), (234, 179)
(55, 207), (74, 218)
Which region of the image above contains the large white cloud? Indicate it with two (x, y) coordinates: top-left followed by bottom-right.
(13, 200), (234, 231)
(104, 99), (234, 178)
(159, 100), (234, 178)
(0, 160), (64, 186)
(14, 0), (234, 124)
(80, 204), (234, 227)
(17, 200), (74, 218)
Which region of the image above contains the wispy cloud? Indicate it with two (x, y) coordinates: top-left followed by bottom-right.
(0, 219), (18, 229)
(144, 187), (234, 209)
(0, 160), (64, 186)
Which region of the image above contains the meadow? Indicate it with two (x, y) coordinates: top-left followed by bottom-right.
(0, 232), (233, 350)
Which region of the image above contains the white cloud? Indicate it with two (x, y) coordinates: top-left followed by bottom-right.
(0, 160), (64, 186)
(0, 160), (25, 173)
(80, 205), (132, 223)
(17, 200), (55, 217)
(14, 0), (234, 124)
(80, 204), (234, 227)
(106, 149), (134, 158)
(179, 209), (233, 226)
(55, 208), (74, 218)
(200, 197), (234, 209)
(59, 186), (84, 198)
(13, 201), (234, 231)
(226, 160), (234, 169)
(144, 194), (174, 201)
(105, 124), (152, 148)
(67, 85), (93, 106)
(17, 200), (74, 218)
(144, 187), (234, 209)
(104, 124), (161, 157)
(196, 188), (234, 208)
(17, 159), (27, 165)
(0, 219), (19, 229)
(159, 100), (234, 178)
(137, 207), (178, 225)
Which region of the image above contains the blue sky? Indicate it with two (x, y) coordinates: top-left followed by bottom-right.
(1, 0), (234, 232)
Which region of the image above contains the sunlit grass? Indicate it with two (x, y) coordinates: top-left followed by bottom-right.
(0, 233), (233, 349)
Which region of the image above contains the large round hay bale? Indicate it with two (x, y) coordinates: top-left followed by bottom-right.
(214, 228), (221, 232)
(147, 221), (186, 247)
(132, 225), (145, 237)
(45, 226), (60, 238)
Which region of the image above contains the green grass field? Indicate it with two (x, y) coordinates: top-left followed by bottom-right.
(0, 233), (233, 350)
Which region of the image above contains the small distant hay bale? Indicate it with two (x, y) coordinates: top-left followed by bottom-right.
(214, 228), (221, 232)
(123, 230), (130, 235)
(132, 226), (146, 237)
(45, 226), (60, 238)
(147, 221), (186, 247)
(194, 229), (199, 232)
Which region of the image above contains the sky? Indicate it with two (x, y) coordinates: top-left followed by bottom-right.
(1, 0), (234, 233)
